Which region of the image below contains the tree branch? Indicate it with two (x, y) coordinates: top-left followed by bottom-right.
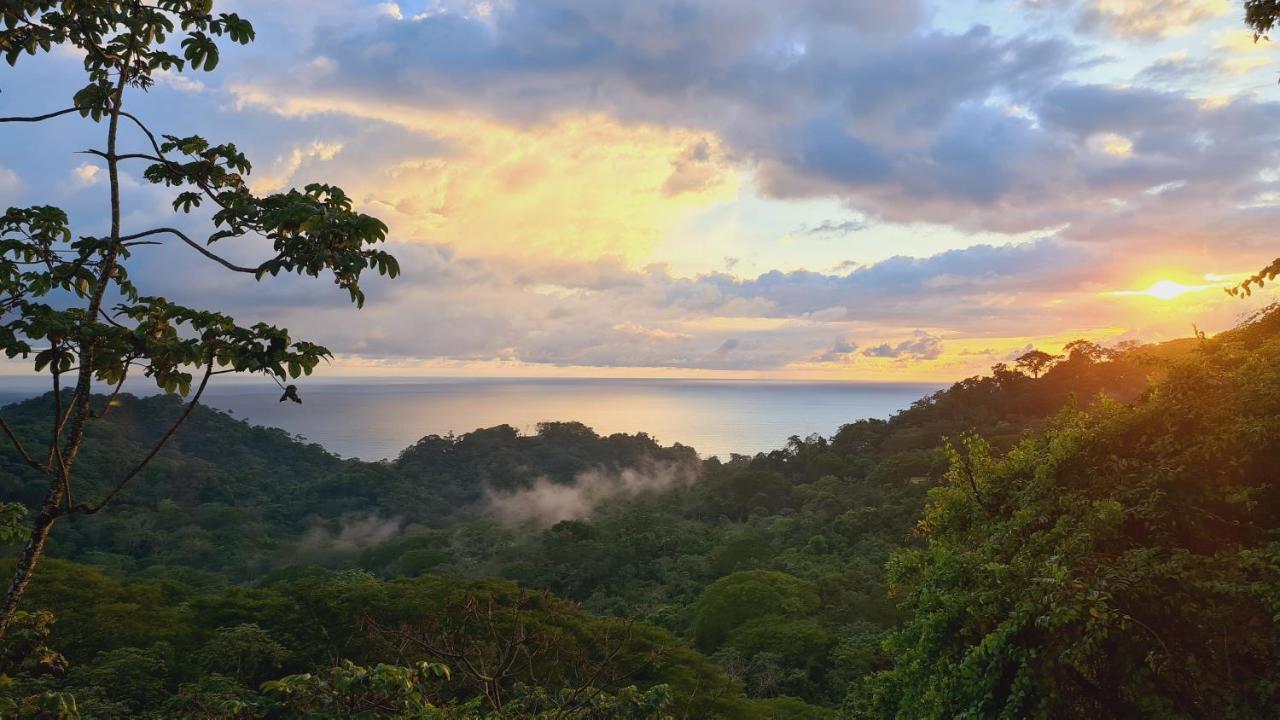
(73, 356), (215, 515)
(0, 107), (81, 123)
(117, 111), (240, 213)
(0, 416), (46, 473)
(78, 149), (163, 163)
(47, 362), (73, 513)
(118, 227), (262, 274)
(91, 365), (132, 420)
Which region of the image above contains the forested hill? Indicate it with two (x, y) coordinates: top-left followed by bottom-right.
(5, 322), (1265, 718)
(3, 334), (1155, 581)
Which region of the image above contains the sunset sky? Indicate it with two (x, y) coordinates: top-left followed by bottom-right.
(1, 0), (1277, 380)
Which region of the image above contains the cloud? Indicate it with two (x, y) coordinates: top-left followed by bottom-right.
(152, 67), (206, 93)
(862, 330), (943, 360)
(226, 0), (1280, 246)
(816, 336), (859, 362)
(0, 165), (23, 201)
(251, 140), (345, 194)
(1135, 53), (1225, 86)
(1080, 0), (1227, 39)
(237, 5), (1081, 229)
(3, 0), (1275, 382)
(1030, 0), (1228, 39)
(662, 138), (729, 197)
(232, 87), (738, 262)
(376, 2), (403, 21)
(797, 219), (868, 237)
(71, 163), (100, 188)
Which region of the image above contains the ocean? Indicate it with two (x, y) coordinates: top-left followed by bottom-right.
(0, 378), (942, 461)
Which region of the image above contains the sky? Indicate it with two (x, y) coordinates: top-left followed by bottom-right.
(0, 0), (1277, 381)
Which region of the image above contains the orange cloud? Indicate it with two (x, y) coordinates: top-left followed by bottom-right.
(232, 86), (737, 265)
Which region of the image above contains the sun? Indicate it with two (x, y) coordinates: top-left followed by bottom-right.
(1143, 279), (1202, 301)
(1106, 277), (1227, 302)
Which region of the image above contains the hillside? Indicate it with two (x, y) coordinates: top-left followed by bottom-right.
(0, 325), (1251, 718)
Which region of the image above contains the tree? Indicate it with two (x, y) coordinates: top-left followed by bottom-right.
(196, 623), (287, 686)
(867, 313), (1280, 717)
(1013, 349), (1058, 378)
(0, 1), (398, 642)
(1235, 1), (1280, 297)
(260, 660), (453, 718)
(1060, 339), (1107, 364)
(692, 571), (821, 652)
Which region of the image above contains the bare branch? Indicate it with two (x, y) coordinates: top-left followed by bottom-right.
(78, 149), (163, 163)
(118, 227), (262, 274)
(92, 365), (132, 420)
(73, 356), (215, 515)
(117, 111), (239, 213)
(0, 416), (46, 473)
(47, 362), (73, 513)
(0, 107), (82, 123)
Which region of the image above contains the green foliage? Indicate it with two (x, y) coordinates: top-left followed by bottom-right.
(65, 645), (170, 717)
(0, 0), (399, 668)
(0, 316), (1184, 715)
(868, 315), (1280, 718)
(0, 609), (66, 679)
(693, 571), (821, 652)
(0, 689), (78, 720)
(261, 660), (451, 718)
(742, 696), (836, 720)
(0, 502), (26, 543)
(196, 624), (288, 686)
(1247, 0), (1280, 40)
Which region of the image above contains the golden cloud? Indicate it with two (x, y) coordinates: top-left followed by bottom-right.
(1088, 0), (1227, 39)
(232, 86), (736, 264)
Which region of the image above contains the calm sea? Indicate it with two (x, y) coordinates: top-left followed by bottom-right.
(0, 378), (941, 461)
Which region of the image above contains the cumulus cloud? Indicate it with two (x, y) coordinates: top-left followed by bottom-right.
(816, 337), (859, 362)
(251, 140), (345, 194)
(3, 0), (1273, 381)
(152, 67), (206, 93)
(662, 138), (729, 196)
(375, 2), (403, 21)
(862, 331), (943, 360)
(487, 460), (701, 525)
(249, 2), (1277, 240)
(0, 165), (22, 201)
(71, 163), (100, 188)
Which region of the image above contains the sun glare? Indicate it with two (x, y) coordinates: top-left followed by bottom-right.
(1106, 277), (1234, 302)
(1144, 279), (1201, 301)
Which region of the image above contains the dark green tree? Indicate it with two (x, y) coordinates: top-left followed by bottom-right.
(0, 1), (398, 641)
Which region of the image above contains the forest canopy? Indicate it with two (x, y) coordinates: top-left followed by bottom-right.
(1, 305), (1276, 717)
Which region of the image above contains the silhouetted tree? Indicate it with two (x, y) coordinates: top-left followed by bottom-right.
(1014, 349), (1058, 378)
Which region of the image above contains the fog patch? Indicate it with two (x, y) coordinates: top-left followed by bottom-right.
(487, 461), (700, 526)
(296, 507), (401, 550)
